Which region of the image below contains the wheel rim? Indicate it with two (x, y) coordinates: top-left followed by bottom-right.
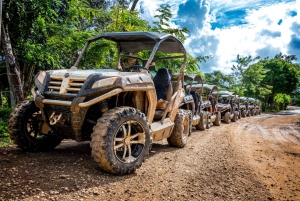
(26, 110), (47, 140)
(114, 120), (146, 164)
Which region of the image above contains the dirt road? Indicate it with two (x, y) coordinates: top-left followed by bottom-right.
(0, 113), (299, 201)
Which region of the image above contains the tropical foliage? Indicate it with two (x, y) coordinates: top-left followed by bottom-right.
(205, 53), (299, 110)
(0, 107), (12, 147)
(273, 93), (291, 110)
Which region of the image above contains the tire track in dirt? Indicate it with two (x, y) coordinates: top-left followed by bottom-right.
(232, 114), (300, 200)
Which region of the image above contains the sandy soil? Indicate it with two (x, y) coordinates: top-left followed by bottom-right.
(0, 113), (299, 201)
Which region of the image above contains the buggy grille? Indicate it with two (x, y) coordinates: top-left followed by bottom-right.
(48, 76), (85, 95)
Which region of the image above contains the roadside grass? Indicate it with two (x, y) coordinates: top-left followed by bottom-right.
(0, 107), (12, 147)
(264, 109), (280, 113)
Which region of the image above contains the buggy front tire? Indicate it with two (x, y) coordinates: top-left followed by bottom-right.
(8, 99), (61, 152)
(196, 111), (207, 131)
(91, 107), (151, 175)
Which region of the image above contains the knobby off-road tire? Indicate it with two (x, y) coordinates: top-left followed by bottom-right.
(246, 110), (251, 117)
(186, 110), (193, 136)
(196, 111), (206, 131)
(232, 111), (239, 122)
(250, 109), (254, 116)
(8, 99), (61, 152)
(213, 112), (221, 126)
(241, 110), (246, 117)
(206, 112), (211, 129)
(167, 109), (190, 148)
(224, 112), (231, 124)
(238, 111), (241, 119)
(90, 107), (151, 175)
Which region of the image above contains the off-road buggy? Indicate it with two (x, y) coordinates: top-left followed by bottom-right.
(197, 84), (221, 130)
(254, 99), (261, 115)
(8, 32), (193, 175)
(248, 98), (260, 115)
(217, 91), (239, 123)
(248, 98), (255, 115)
(182, 75), (221, 131)
(233, 94), (242, 119)
(239, 97), (250, 117)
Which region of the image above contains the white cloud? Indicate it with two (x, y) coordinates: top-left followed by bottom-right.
(137, 0), (185, 25)
(189, 1), (299, 73)
(137, 0), (299, 74)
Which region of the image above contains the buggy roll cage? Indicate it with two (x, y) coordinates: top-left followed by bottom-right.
(184, 74), (204, 94)
(73, 32), (187, 87)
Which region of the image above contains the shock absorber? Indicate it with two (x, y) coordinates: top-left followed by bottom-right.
(98, 100), (108, 113)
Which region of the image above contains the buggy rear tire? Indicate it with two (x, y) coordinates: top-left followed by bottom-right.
(91, 107), (151, 175)
(196, 111), (207, 131)
(8, 99), (61, 152)
(167, 109), (190, 148)
(206, 112), (211, 129)
(246, 110), (251, 117)
(232, 111), (239, 122)
(224, 112), (231, 124)
(241, 110), (246, 117)
(213, 112), (221, 126)
(186, 110), (193, 136)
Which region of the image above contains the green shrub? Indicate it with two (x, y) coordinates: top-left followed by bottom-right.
(0, 107), (13, 147)
(292, 97), (300, 106)
(0, 107), (13, 120)
(273, 93), (291, 110)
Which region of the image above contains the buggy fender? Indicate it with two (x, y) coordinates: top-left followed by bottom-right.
(168, 89), (185, 121)
(146, 90), (157, 123)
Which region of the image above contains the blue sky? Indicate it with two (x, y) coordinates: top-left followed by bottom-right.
(135, 0), (300, 74)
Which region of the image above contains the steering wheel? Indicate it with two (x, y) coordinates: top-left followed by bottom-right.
(123, 65), (150, 73)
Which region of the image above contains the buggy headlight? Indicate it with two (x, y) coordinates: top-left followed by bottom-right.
(36, 71), (46, 85)
(92, 77), (118, 89)
(34, 71), (46, 91)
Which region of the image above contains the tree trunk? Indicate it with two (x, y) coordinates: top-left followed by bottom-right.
(23, 64), (35, 98)
(6, 68), (16, 106)
(1, 23), (24, 105)
(130, 0), (139, 11)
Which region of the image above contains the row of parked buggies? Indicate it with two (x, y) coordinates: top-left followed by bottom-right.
(8, 32), (261, 175)
(183, 74), (261, 131)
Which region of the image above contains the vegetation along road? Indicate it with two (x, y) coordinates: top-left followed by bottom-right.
(0, 113), (299, 201)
